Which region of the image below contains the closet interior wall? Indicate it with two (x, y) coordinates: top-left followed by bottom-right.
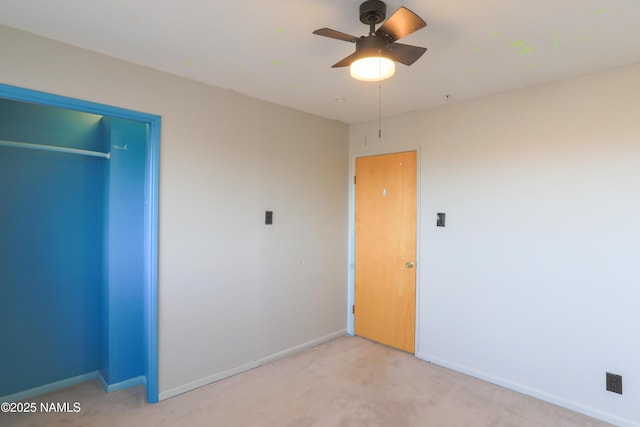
(0, 98), (146, 399)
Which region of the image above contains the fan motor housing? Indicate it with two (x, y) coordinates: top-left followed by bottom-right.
(356, 34), (389, 52)
(354, 35), (393, 62)
(359, 0), (386, 25)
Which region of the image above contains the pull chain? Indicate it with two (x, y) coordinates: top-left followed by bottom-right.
(378, 82), (382, 139)
(378, 56), (382, 139)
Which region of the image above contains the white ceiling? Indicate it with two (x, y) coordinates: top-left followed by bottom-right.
(2, 0), (640, 124)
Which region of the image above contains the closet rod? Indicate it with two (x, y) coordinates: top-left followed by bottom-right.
(0, 139), (111, 159)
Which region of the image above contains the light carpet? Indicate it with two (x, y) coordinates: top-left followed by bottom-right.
(1, 336), (613, 426)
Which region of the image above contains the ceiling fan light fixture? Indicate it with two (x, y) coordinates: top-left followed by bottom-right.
(313, 1), (427, 81)
(350, 55), (395, 81)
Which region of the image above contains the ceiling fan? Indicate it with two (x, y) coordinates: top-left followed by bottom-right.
(313, 0), (427, 81)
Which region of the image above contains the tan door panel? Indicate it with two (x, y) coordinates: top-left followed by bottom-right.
(355, 151), (416, 353)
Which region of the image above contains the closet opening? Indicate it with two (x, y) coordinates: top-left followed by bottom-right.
(0, 84), (159, 403)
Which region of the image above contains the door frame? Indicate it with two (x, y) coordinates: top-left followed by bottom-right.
(0, 83), (160, 403)
(348, 145), (422, 354)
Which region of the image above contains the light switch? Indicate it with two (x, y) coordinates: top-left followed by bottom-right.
(265, 211), (273, 225)
(437, 213), (446, 227)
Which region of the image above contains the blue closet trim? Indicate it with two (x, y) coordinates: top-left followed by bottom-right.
(0, 83), (160, 403)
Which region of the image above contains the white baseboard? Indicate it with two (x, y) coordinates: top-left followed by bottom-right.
(416, 352), (638, 427)
(0, 372), (98, 403)
(159, 329), (347, 401)
(256, 330), (347, 366)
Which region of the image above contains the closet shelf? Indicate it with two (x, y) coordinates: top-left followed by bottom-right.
(0, 139), (111, 159)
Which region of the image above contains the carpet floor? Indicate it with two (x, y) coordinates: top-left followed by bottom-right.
(2, 336), (613, 426)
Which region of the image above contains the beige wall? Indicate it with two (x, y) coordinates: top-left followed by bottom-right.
(349, 63), (640, 426)
(0, 25), (349, 398)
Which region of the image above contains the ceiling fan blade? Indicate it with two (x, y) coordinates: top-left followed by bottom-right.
(313, 28), (359, 43)
(375, 7), (426, 42)
(331, 51), (362, 68)
(389, 43), (427, 66)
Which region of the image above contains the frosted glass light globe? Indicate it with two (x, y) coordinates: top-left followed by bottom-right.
(350, 56), (395, 81)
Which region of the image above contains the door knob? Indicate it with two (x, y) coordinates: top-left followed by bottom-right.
(405, 261), (415, 268)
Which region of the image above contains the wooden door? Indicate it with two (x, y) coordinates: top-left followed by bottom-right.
(354, 151), (416, 353)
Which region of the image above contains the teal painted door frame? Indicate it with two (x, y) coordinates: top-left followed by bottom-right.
(0, 83), (160, 403)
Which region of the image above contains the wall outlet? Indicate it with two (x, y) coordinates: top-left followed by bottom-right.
(606, 372), (622, 394)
